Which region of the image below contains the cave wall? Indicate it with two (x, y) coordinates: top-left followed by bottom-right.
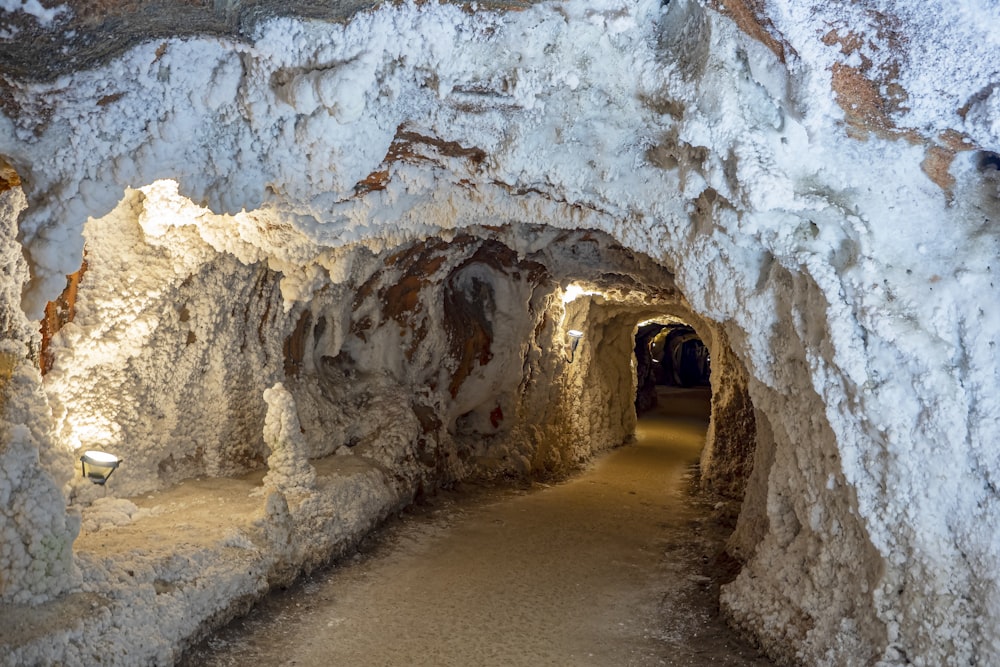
(699, 327), (756, 500)
(0, 0), (997, 664)
(541, 299), (642, 470)
(632, 323), (662, 414)
(44, 187), (288, 500)
(284, 233), (569, 493)
(0, 183), (80, 605)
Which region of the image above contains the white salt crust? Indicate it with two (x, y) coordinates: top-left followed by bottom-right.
(0, 0), (997, 664)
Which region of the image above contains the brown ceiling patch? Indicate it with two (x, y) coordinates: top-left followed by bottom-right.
(39, 256), (88, 375)
(710, 0), (789, 63)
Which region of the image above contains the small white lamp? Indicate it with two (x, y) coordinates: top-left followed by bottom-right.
(566, 329), (584, 363)
(80, 450), (122, 485)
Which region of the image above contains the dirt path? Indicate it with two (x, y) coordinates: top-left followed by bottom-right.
(181, 388), (771, 666)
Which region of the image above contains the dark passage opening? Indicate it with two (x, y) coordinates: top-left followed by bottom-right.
(635, 321), (711, 415)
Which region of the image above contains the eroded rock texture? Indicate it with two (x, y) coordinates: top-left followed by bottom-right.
(0, 0), (998, 664)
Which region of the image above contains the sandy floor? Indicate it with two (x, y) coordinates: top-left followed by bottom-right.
(181, 387), (771, 666)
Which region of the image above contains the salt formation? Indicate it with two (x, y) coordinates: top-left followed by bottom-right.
(0, 0), (997, 665)
(0, 186), (79, 607)
(261, 383), (317, 494)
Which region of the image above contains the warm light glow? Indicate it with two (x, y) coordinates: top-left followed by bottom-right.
(80, 449), (122, 485)
(65, 421), (120, 452)
(82, 450), (119, 465)
(137, 179), (209, 238)
(561, 283), (603, 304)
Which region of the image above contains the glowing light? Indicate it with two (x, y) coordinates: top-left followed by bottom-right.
(80, 450), (122, 485)
(65, 421), (119, 452)
(564, 329), (584, 363)
(561, 283), (602, 304)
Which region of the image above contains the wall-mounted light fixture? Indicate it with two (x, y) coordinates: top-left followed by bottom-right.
(80, 450), (122, 485)
(565, 329), (584, 363)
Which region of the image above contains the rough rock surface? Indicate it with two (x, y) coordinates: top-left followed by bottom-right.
(0, 0), (998, 665)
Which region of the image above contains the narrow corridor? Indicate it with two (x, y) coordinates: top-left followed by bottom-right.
(182, 387), (769, 666)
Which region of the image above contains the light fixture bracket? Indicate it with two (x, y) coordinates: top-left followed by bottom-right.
(80, 450), (122, 485)
(565, 329), (584, 363)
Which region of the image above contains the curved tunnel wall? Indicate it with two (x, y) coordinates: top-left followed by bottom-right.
(0, 184), (765, 664)
(0, 0), (997, 665)
(4, 178), (740, 663)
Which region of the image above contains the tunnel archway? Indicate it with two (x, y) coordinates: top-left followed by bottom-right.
(30, 178), (758, 502)
(634, 317), (713, 416)
(23, 173), (763, 516)
(0, 170), (768, 664)
(0, 0), (996, 664)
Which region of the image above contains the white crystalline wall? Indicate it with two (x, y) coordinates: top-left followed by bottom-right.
(0, 188), (80, 606)
(0, 0), (997, 664)
(45, 187), (287, 499)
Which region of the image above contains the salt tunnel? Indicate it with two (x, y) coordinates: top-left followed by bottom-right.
(0, 0), (998, 664)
